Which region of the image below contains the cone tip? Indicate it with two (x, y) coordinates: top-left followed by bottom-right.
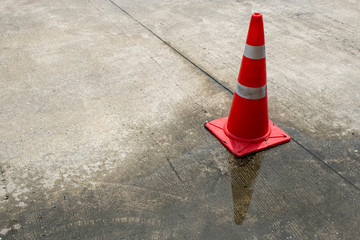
(251, 12), (263, 20)
(252, 12), (262, 17)
(246, 12), (265, 46)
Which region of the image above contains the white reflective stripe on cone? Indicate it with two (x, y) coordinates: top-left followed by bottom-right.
(235, 82), (267, 100)
(243, 44), (266, 59)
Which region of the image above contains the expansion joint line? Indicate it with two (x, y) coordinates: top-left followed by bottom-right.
(108, 0), (233, 95)
(292, 138), (360, 192)
(108, 0), (359, 192)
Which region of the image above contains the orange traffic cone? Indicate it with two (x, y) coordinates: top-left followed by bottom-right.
(205, 12), (290, 157)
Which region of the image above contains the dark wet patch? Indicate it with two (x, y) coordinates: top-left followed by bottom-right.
(3, 92), (360, 239)
(282, 125), (360, 189)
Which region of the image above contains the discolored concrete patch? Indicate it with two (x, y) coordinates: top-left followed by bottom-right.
(0, 0), (359, 239)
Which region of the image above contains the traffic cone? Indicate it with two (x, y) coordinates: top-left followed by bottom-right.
(205, 12), (290, 157)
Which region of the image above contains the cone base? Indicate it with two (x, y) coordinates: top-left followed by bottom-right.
(205, 117), (290, 157)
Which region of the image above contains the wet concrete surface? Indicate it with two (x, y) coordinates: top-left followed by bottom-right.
(1, 0), (360, 239)
(1, 130), (359, 239)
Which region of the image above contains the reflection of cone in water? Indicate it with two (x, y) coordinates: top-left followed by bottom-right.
(205, 13), (290, 157)
(230, 154), (262, 225)
(232, 182), (252, 225)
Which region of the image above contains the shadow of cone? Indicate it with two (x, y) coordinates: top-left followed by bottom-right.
(205, 12), (290, 157)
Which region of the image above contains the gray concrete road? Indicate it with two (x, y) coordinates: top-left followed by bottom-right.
(1, 0), (359, 239)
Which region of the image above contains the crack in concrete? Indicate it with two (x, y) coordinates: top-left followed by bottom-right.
(166, 158), (184, 184)
(108, 0), (360, 193)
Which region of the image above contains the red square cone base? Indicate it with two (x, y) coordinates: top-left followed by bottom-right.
(205, 117), (291, 157)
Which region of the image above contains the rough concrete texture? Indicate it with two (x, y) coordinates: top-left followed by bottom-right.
(0, 0), (359, 239)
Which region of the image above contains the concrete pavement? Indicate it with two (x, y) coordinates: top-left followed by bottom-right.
(1, 0), (359, 239)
